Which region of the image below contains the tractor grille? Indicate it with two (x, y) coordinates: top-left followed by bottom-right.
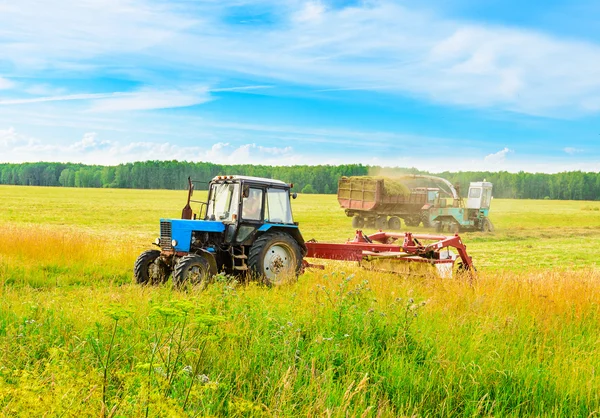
(160, 221), (172, 250)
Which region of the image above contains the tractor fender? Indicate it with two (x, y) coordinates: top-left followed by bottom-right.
(196, 248), (218, 276)
(257, 224), (307, 254)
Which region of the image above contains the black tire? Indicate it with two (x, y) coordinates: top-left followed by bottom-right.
(450, 223), (461, 234)
(134, 250), (170, 285)
(375, 216), (388, 230)
(248, 232), (303, 286)
(173, 254), (211, 289)
(388, 216), (401, 230)
(435, 222), (443, 233)
(351, 216), (365, 229)
(481, 218), (494, 232)
(404, 216), (419, 227)
(421, 211), (432, 228)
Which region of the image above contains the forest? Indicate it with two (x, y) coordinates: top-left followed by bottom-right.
(1, 161), (598, 200)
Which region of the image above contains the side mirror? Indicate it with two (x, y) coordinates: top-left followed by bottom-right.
(242, 185), (250, 198)
(292, 193), (298, 199)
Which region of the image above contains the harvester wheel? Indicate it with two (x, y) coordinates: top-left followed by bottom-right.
(421, 211), (432, 228)
(375, 216), (388, 230)
(481, 218), (494, 232)
(134, 250), (170, 285)
(173, 254), (211, 289)
(352, 216), (365, 228)
(435, 222), (443, 233)
(450, 223), (461, 234)
(248, 232), (303, 286)
(388, 216), (401, 230)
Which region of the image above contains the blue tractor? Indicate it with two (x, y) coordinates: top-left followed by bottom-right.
(134, 175), (307, 287)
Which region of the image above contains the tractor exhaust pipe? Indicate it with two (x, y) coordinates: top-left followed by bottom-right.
(181, 177), (194, 220)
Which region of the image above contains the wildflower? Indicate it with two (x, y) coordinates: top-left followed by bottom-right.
(182, 365), (193, 375)
(197, 374), (210, 383)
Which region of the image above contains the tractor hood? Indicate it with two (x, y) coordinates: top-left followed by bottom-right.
(159, 219), (226, 252)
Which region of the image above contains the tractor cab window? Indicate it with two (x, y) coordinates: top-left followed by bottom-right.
(481, 188), (492, 209)
(207, 183), (240, 222)
(242, 188), (263, 221)
(469, 188), (482, 198)
(265, 188), (293, 224)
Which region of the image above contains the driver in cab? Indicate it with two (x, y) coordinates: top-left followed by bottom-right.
(242, 188), (262, 221)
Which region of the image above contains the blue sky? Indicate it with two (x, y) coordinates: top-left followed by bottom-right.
(0, 0), (599, 172)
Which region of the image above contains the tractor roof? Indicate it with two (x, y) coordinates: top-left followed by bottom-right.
(211, 175), (289, 187)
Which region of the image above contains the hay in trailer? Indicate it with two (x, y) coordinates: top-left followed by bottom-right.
(344, 176), (411, 197)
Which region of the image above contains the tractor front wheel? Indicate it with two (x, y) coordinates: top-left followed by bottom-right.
(134, 250), (170, 285)
(173, 254), (211, 289)
(248, 232), (303, 286)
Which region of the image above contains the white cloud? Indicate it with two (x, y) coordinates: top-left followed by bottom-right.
(294, 1), (326, 23)
(1, 1), (600, 117)
(0, 127), (295, 165)
(484, 147), (512, 165)
(0, 77), (14, 90)
(89, 88), (211, 112)
(0, 127), (18, 146)
(0, 88), (212, 111)
(564, 147), (584, 155)
(71, 132), (112, 152)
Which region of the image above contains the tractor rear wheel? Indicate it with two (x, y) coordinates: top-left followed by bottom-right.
(375, 216), (388, 230)
(173, 254), (211, 289)
(134, 250), (170, 285)
(248, 232), (303, 286)
(388, 216), (402, 230)
(351, 216), (365, 228)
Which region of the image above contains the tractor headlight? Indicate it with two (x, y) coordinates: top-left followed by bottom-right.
(171, 239), (178, 247)
(155, 237), (160, 245)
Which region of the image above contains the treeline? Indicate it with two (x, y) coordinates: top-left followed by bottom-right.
(1, 161), (599, 200)
(0, 161), (370, 194)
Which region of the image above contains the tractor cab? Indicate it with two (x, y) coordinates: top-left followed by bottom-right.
(205, 175), (296, 226)
(466, 181), (493, 210)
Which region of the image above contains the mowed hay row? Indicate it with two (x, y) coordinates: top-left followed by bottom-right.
(0, 266), (599, 416)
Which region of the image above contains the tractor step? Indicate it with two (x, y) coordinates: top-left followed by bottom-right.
(233, 254), (248, 259)
(233, 265), (249, 271)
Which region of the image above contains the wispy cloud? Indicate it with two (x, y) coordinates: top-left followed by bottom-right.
(564, 147), (584, 155)
(0, 77), (15, 90)
(2, 1), (600, 116)
(484, 147), (512, 165)
(0, 88), (212, 111)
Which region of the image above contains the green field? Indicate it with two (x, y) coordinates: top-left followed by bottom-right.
(1, 185), (599, 416)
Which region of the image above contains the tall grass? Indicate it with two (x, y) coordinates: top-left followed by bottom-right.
(0, 267), (598, 416)
(1, 186), (599, 416)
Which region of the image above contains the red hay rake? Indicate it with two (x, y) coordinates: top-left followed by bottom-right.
(304, 230), (475, 278)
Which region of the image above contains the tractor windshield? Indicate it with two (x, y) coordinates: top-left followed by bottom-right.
(206, 182), (240, 222)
